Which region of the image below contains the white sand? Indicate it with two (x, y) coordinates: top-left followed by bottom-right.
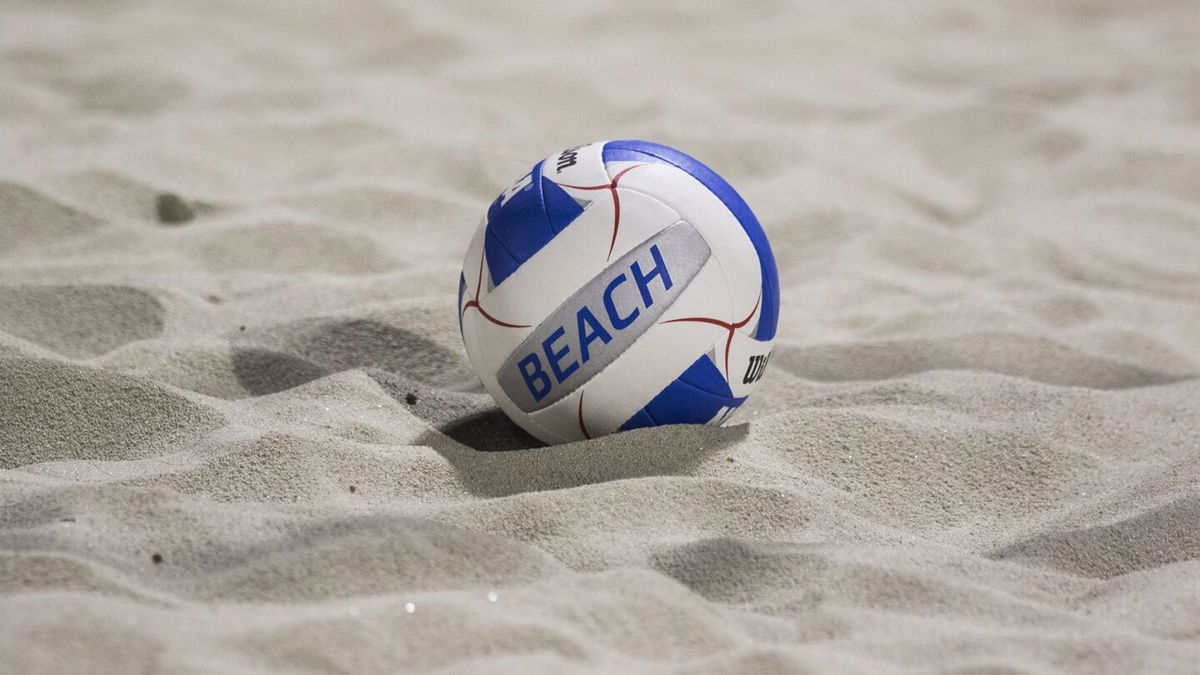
(2, 0), (1199, 671)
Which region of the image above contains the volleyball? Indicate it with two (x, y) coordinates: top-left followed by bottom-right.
(458, 140), (779, 444)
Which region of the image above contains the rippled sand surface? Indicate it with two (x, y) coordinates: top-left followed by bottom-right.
(2, 1), (1199, 671)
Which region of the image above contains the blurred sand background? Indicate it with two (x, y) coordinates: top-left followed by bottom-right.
(2, 0), (1200, 671)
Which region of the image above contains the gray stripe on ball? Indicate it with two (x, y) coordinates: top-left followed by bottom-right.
(498, 220), (711, 413)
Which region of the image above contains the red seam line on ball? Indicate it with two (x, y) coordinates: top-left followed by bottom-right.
(556, 163), (644, 261)
(460, 251), (531, 328)
(577, 392), (592, 440)
(660, 293), (762, 383)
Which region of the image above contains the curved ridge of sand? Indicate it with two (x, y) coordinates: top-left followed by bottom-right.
(2, 0), (1200, 672)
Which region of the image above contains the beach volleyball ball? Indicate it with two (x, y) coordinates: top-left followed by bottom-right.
(458, 140), (779, 444)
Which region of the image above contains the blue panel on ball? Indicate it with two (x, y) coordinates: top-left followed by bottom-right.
(601, 140), (780, 341)
(619, 354), (746, 431)
(678, 350), (735, 396)
(484, 160), (550, 286)
(483, 228), (521, 287)
(541, 175), (584, 234)
(484, 159), (587, 287)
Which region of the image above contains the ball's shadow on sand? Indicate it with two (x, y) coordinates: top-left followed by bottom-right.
(416, 422), (748, 498)
(438, 409), (544, 453)
(229, 317), (740, 496)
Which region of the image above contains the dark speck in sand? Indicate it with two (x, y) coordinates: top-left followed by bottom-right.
(156, 192), (194, 224)
(151, 553), (164, 564)
(405, 393), (418, 405)
(349, 485), (357, 493)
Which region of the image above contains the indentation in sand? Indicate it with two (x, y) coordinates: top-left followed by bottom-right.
(992, 496), (1200, 578)
(0, 357), (222, 468)
(0, 285), (164, 358)
(772, 333), (1192, 388)
(0, 184), (105, 251)
(231, 317), (475, 396)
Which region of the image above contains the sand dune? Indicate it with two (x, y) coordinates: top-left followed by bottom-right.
(2, 0), (1199, 672)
